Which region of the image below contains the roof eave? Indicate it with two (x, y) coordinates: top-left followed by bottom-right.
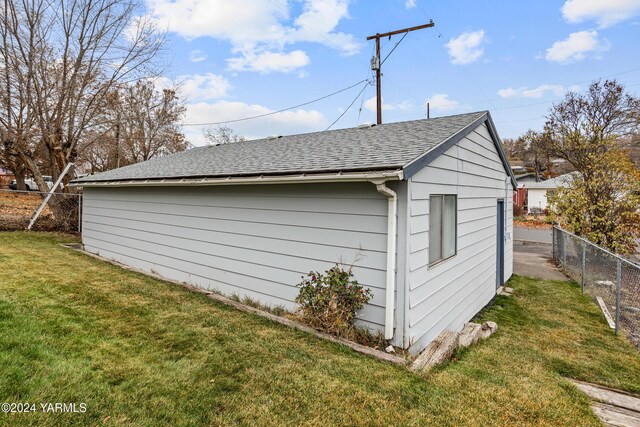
(485, 113), (518, 189)
(401, 111), (518, 189)
(70, 169), (404, 188)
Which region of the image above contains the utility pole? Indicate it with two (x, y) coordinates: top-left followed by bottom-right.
(367, 21), (434, 125)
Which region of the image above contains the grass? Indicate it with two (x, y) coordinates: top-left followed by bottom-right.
(1, 232), (639, 426)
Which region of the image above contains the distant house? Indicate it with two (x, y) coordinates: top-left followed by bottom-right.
(72, 111), (516, 354)
(0, 167), (14, 188)
(524, 173), (574, 213)
(512, 173), (537, 210)
(514, 172), (538, 184)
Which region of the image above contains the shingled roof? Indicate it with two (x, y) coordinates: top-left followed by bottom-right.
(75, 110), (514, 185)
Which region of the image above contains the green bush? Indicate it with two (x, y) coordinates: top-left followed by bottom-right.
(295, 265), (372, 337)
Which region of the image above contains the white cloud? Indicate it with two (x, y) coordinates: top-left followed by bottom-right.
(562, 0), (640, 27)
(156, 73), (231, 102)
(363, 96), (413, 113)
(497, 84), (582, 100)
(227, 50), (310, 73)
(497, 84), (566, 99)
(545, 30), (609, 63)
(288, 0), (360, 56)
(425, 94), (459, 111)
(445, 30), (486, 65)
(145, 0), (360, 72)
(405, 0), (416, 9)
(146, 0), (288, 46)
(183, 101), (326, 145)
(189, 50), (207, 63)
(363, 97), (376, 112)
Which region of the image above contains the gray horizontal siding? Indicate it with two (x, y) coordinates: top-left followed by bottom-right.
(82, 183), (389, 331)
(407, 123), (513, 352)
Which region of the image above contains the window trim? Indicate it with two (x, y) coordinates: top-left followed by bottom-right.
(428, 194), (458, 268)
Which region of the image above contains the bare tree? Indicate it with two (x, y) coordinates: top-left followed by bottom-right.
(543, 80), (640, 174)
(203, 125), (246, 146)
(0, 0), (41, 190)
(120, 82), (188, 163)
(522, 130), (553, 181)
(0, 0), (164, 207)
(501, 137), (526, 161)
(77, 81), (188, 173)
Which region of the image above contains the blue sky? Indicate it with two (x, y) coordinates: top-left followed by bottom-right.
(145, 0), (640, 145)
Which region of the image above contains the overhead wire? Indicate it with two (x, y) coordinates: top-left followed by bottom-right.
(228, 0), (440, 128)
(406, 1), (640, 129)
(326, 80), (372, 130)
(180, 79), (369, 127)
(183, 2), (640, 132)
(380, 31), (409, 67)
(356, 43), (376, 126)
(420, 3), (491, 103)
(355, 83), (369, 125)
(180, 0), (380, 130)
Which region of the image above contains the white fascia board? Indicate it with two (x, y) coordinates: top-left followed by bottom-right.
(70, 170), (404, 188)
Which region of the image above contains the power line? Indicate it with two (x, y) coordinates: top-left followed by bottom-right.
(356, 56), (374, 126)
(266, 0), (435, 120)
(181, 79), (369, 127)
(355, 83), (369, 126)
(368, 22), (435, 124)
(411, 3), (493, 107)
(326, 80), (371, 130)
(380, 31), (409, 67)
(465, 66), (640, 107)
(493, 81), (640, 127)
(474, 76), (640, 114)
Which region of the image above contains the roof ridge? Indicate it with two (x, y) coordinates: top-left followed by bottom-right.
(210, 110), (489, 147)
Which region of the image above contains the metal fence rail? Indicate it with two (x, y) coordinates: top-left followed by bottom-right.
(553, 226), (640, 348)
(0, 189), (81, 232)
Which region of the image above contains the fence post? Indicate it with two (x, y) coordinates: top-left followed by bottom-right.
(581, 242), (586, 294)
(615, 259), (621, 335)
(78, 194), (83, 233)
(552, 227), (556, 261)
(561, 231), (566, 267)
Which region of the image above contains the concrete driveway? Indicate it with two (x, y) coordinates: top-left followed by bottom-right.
(513, 239), (568, 281)
(514, 227), (552, 244)
(512, 226), (567, 281)
(514, 226), (640, 264)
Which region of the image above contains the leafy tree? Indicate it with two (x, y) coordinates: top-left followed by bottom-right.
(548, 143), (640, 255)
(544, 80), (640, 255)
(618, 133), (640, 168)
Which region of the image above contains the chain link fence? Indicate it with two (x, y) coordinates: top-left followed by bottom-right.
(553, 226), (640, 348)
(0, 189), (81, 232)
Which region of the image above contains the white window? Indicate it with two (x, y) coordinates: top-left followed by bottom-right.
(429, 195), (457, 265)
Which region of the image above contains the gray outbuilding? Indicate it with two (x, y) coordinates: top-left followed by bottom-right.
(73, 111), (515, 353)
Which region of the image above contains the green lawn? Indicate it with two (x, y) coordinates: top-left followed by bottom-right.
(1, 232), (639, 426)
